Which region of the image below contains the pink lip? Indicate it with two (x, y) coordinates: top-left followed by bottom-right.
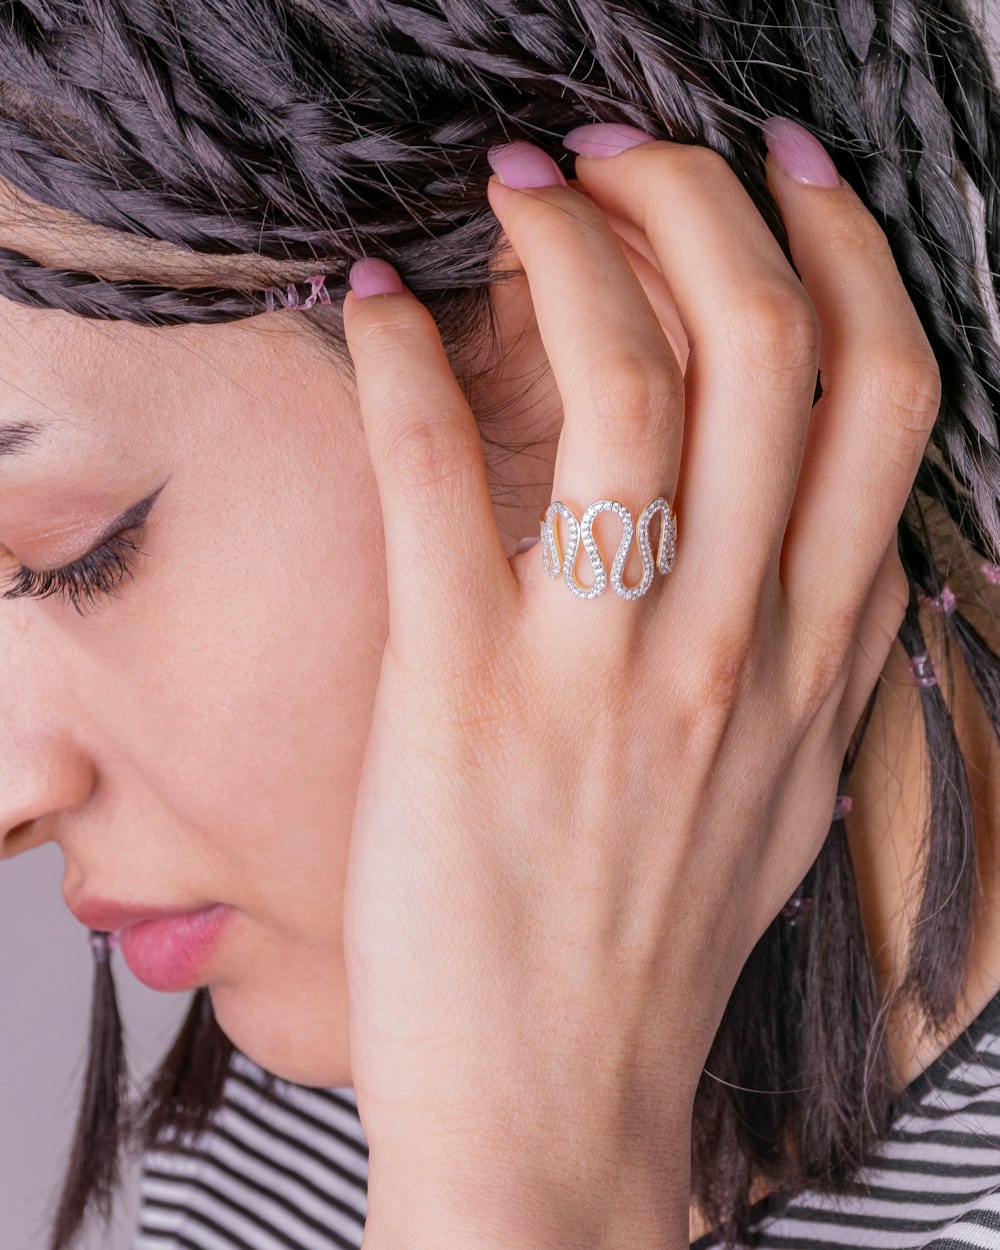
(118, 906), (230, 992)
(67, 897), (231, 993)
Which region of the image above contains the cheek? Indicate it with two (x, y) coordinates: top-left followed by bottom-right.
(90, 422), (389, 937)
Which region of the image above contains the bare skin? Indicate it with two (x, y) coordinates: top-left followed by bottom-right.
(0, 148), (997, 1244)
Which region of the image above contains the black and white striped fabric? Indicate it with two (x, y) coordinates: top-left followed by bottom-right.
(135, 989), (1000, 1250)
(134, 1053), (368, 1250)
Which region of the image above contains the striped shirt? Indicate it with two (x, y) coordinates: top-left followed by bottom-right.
(135, 988), (1000, 1250)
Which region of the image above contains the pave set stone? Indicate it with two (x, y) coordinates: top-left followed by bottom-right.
(540, 496), (677, 600)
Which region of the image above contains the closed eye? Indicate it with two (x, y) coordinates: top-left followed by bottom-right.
(1, 482), (166, 616)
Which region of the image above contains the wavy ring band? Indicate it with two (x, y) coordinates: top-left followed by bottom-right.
(539, 497), (677, 600)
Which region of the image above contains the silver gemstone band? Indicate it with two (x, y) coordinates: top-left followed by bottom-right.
(539, 496), (677, 600)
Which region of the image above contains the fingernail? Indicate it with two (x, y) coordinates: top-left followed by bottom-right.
(515, 535), (541, 554)
(349, 258), (404, 298)
(563, 122), (656, 158)
(761, 116), (842, 188)
(487, 141), (567, 189)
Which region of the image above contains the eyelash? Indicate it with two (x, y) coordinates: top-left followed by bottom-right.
(1, 529), (146, 616)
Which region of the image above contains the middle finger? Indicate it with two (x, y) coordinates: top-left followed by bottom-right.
(567, 135), (822, 608)
(486, 141), (685, 596)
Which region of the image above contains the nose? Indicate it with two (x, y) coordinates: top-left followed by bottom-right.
(0, 720), (96, 859)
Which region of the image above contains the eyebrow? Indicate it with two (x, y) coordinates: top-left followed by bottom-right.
(0, 420), (45, 458)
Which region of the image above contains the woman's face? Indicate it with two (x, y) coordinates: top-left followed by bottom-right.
(0, 294), (398, 1084)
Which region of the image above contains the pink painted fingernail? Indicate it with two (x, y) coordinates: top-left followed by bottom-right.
(563, 122), (656, 158)
(349, 258), (404, 298)
(514, 535), (541, 554)
(761, 116), (843, 188)
(487, 141), (567, 189)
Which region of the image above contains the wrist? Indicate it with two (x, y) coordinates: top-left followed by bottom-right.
(360, 1097), (695, 1250)
(362, 1176), (691, 1250)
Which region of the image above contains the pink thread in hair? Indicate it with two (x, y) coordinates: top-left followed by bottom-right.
(89, 930), (119, 959)
(922, 585), (956, 614)
(263, 274), (331, 313)
(300, 274), (332, 309)
(780, 895), (813, 924)
(908, 650), (938, 687)
(983, 561), (1000, 585)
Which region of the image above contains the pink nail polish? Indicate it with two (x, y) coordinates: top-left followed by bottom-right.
(487, 141), (567, 189)
(761, 116), (842, 188)
(514, 535), (541, 554)
(349, 258), (404, 298)
(563, 122), (656, 158)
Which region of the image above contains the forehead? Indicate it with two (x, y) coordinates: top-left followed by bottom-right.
(0, 281), (348, 479)
(0, 303), (154, 464)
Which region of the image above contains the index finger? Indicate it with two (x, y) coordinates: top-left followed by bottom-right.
(342, 259), (515, 645)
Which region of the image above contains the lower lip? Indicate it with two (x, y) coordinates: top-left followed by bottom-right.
(118, 905), (230, 992)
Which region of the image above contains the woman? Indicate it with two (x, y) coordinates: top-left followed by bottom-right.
(1, 1), (999, 1248)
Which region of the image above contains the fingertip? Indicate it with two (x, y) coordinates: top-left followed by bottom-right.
(348, 257), (406, 299)
(760, 118), (844, 190)
(485, 171), (546, 212)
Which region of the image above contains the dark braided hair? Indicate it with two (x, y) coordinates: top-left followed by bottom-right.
(3, 2), (1000, 1247)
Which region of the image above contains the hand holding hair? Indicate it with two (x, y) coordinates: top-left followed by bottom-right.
(340, 118), (941, 1250)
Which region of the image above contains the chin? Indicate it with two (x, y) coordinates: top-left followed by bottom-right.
(208, 979), (352, 1089)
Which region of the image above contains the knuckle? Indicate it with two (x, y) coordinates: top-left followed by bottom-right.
(790, 604), (855, 716)
(677, 624), (756, 746)
(664, 142), (735, 185)
(608, 138), (713, 181)
(794, 649), (848, 720)
(584, 354), (683, 448)
(374, 411), (477, 494)
(442, 654), (531, 755)
(354, 300), (437, 356)
(723, 284), (821, 376)
(859, 339), (943, 437)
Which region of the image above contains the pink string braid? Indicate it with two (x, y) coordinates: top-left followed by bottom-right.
(780, 895), (813, 923)
(833, 793), (853, 821)
(89, 930), (120, 959)
(921, 585), (956, 614)
(263, 274), (332, 313)
(908, 650), (938, 688)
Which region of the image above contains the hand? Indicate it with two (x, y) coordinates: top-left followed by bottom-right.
(341, 132), (941, 1250)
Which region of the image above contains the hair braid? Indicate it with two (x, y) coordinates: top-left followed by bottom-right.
(926, 2), (1000, 312)
(0, 243), (291, 323)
